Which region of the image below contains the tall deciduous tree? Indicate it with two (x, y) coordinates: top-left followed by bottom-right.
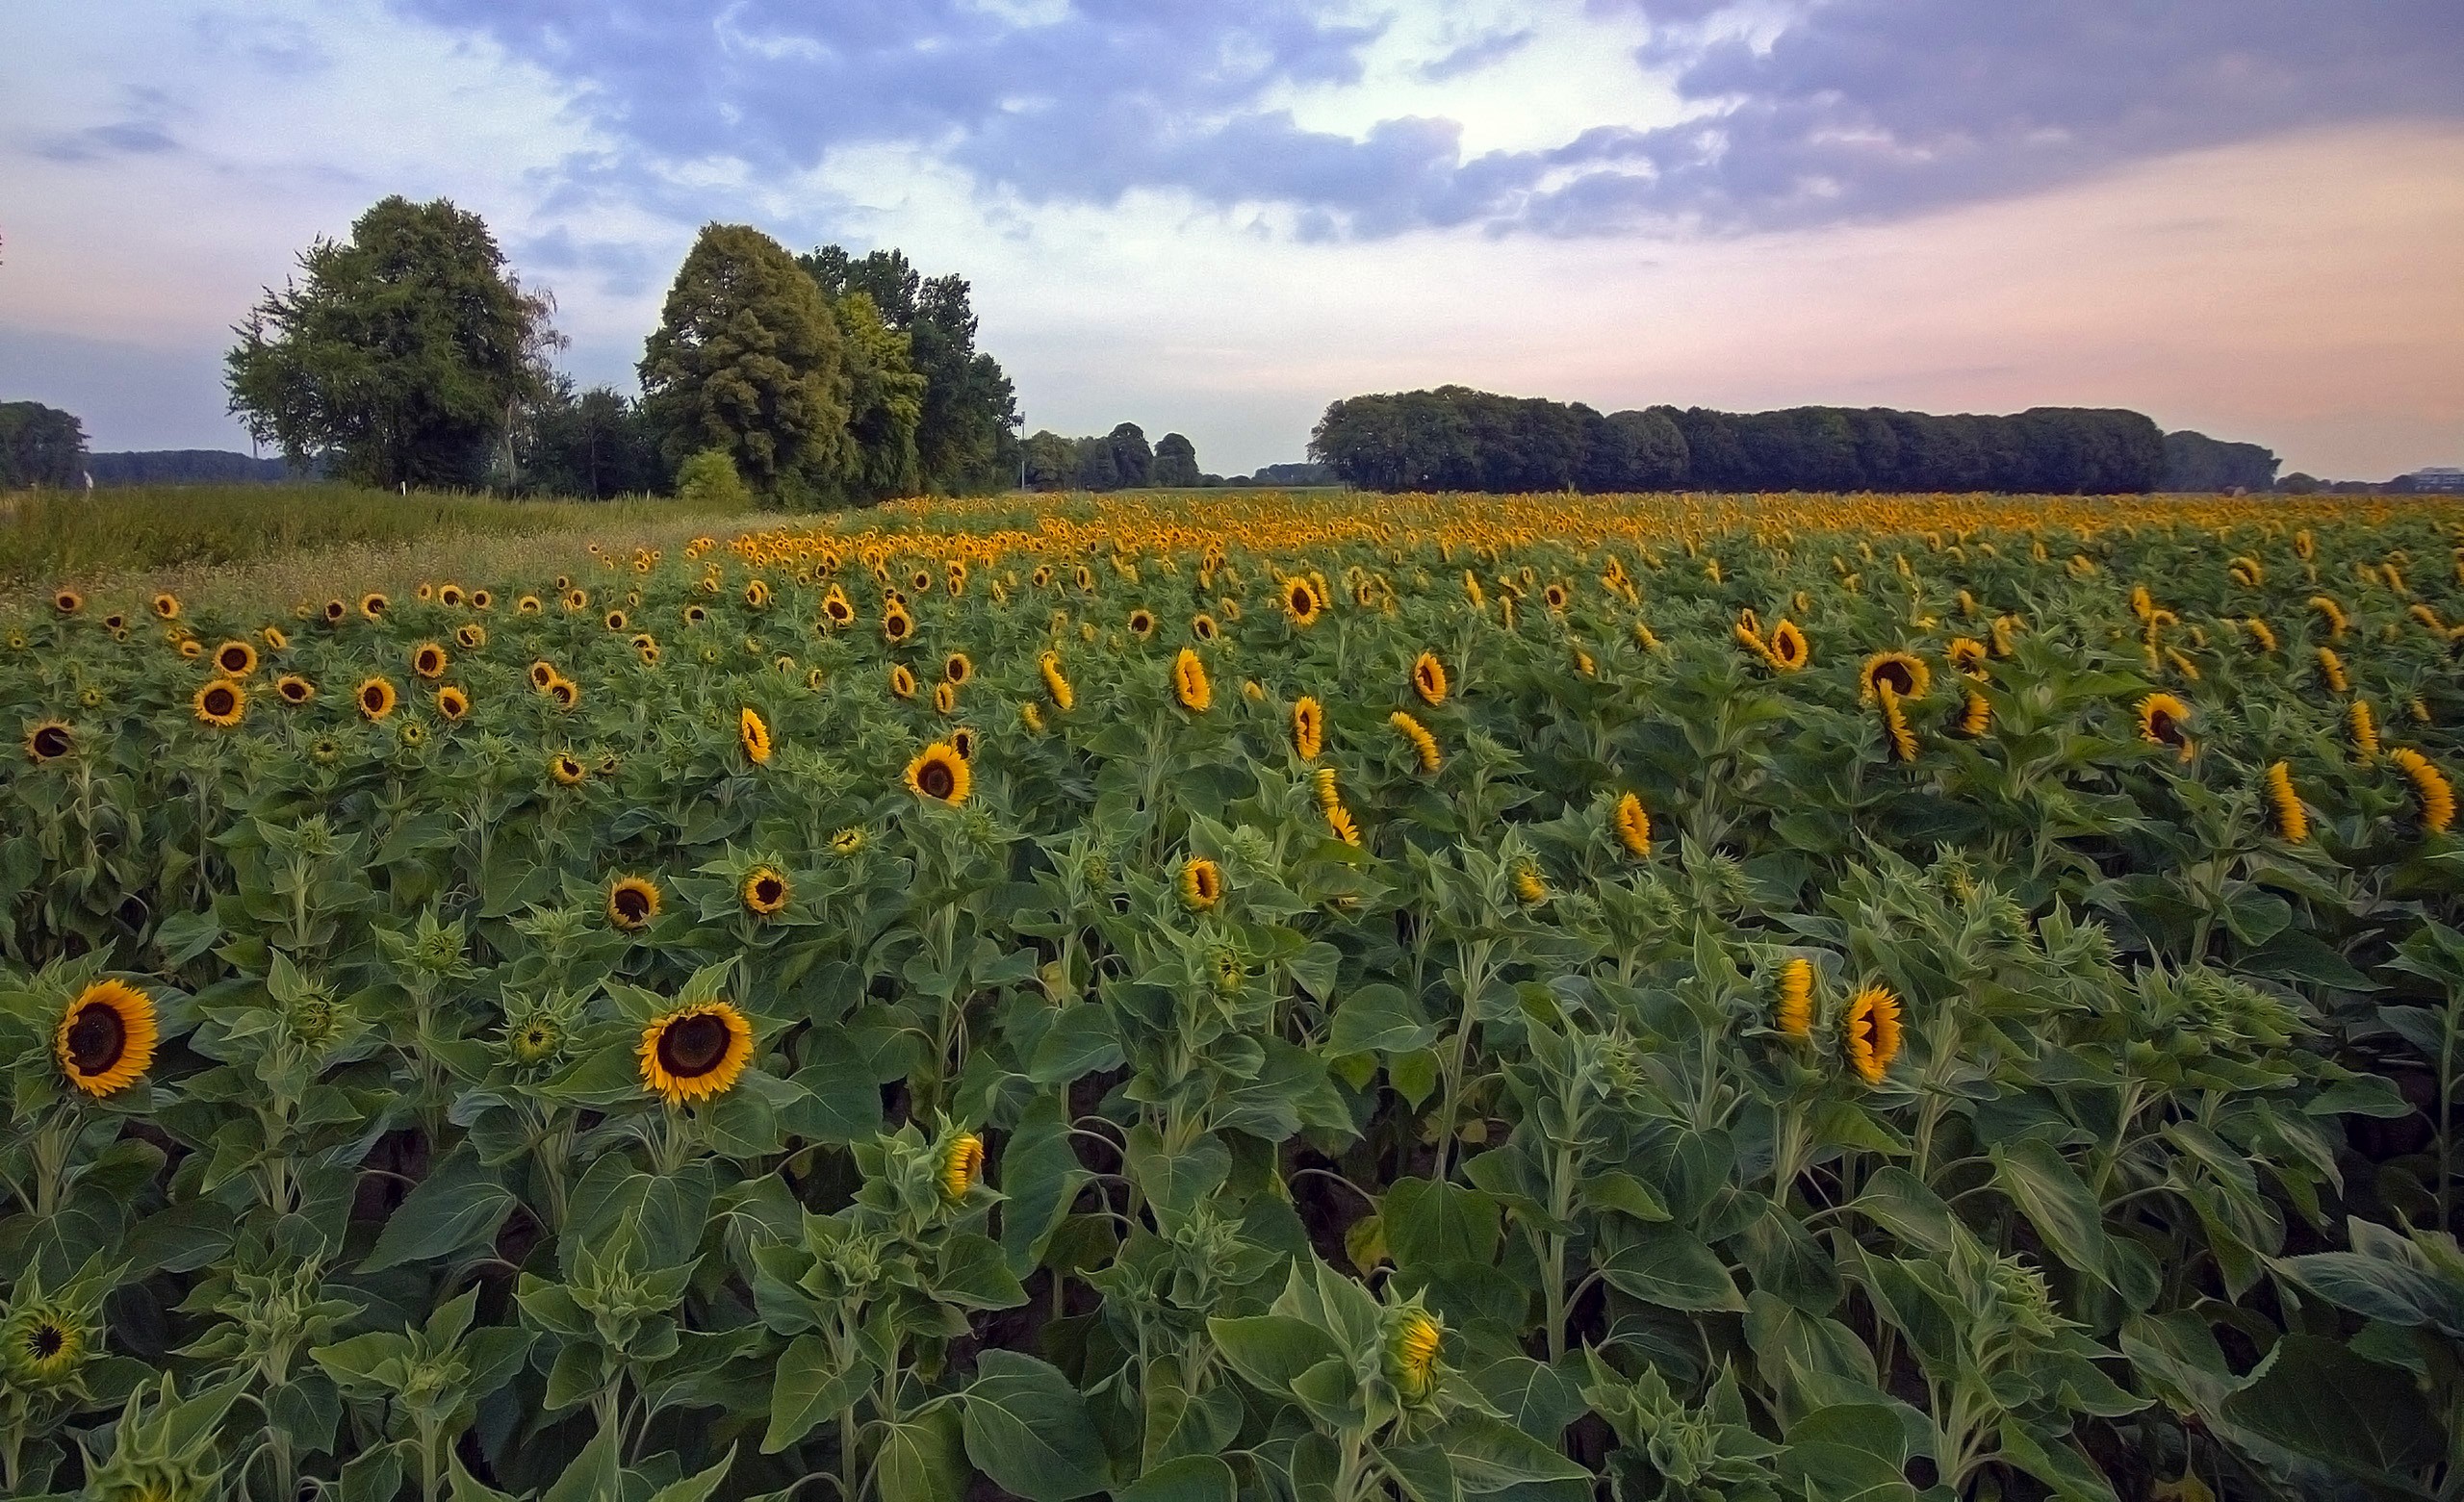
(1150, 432), (1201, 487)
(226, 196), (555, 489)
(833, 292), (927, 502)
(800, 244), (1019, 494)
(642, 224), (851, 508)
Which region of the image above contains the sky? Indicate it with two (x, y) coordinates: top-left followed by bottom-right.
(2, 1), (2459, 480)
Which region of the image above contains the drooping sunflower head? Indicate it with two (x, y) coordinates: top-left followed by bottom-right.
(1842, 984), (1903, 1086)
(1776, 958), (1814, 1039)
(213, 639), (258, 676)
(906, 742), (971, 805)
(356, 676), (398, 721)
(742, 866), (791, 917)
(55, 979), (159, 1097)
(192, 679), (245, 728)
(607, 875), (661, 931)
(1172, 648), (1212, 712)
(938, 1131), (986, 1203)
(1613, 791), (1652, 858)
(1767, 619), (1809, 671)
(1861, 651), (1931, 702)
(1292, 696), (1324, 761)
(1179, 856), (1224, 912)
(26, 719), (75, 763)
(740, 706), (773, 764)
(2136, 693), (2194, 761)
(638, 1001), (756, 1106)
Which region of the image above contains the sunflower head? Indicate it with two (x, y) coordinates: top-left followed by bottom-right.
(1776, 958), (1814, 1039)
(944, 651), (973, 684)
(938, 1132), (986, 1203)
(550, 751), (589, 786)
(1612, 791), (1652, 858)
(743, 866), (791, 916)
(1172, 649), (1213, 712)
(1767, 619), (1809, 670)
(193, 679), (245, 728)
(25, 719), (75, 763)
(1385, 1306), (1445, 1403)
(740, 706), (774, 764)
(436, 686), (471, 721)
(831, 827), (867, 856)
(151, 592), (180, 621)
(213, 639), (258, 676)
(529, 660), (558, 690)
(638, 1002), (756, 1106)
(55, 979), (159, 1097)
(360, 593), (390, 620)
(1843, 985), (1904, 1086)
(1861, 651), (1931, 702)
(53, 588), (84, 615)
(949, 726), (975, 760)
(607, 875), (661, 931)
(1179, 856), (1224, 912)
(883, 606), (914, 645)
(906, 742), (972, 805)
(548, 677), (580, 710)
(1293, 696), (1324, 761)
(1284, 576), (1323, 625)
(356, 677), (398, 721)
(1129, 608), (1156, 639)
(1411, 651), (1449, 706)
(276, 675), (315, 705)
(1192, 613), (1219, 642)
(2136, 693), (2194, 761)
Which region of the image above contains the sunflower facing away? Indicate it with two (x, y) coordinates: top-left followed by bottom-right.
(1180, 856), (1224, 912)
(2136, 693), (2194, 762)
(25, 720), (74, 763)
(192, 678), (245, 728)
(740, 707), (773, 765)
(1613, 791), (1653, 859)
(2264, 762), (2308, 843)
(1172, 649), (1213, 712)
(607, 876), (661, 931)
(1842, 984), (1903, 1086)
(1411, 651), (1448, 706)
(1292, 696), (1324, 761)
(742, 866), (791, 917)
(1776, 958), (1814, 1040)
(55, 979), (158, 1096)
(2348, 700), (2379, 763)
(638, 1001), (755, 1105)
(356, 677), (398, 722)
(906, 742), (972, 805)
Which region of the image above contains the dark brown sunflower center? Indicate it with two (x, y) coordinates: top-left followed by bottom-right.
(219, 648), (247, 671)
(324, 601), (346, 620)
(64, 1003), (126, 1076)
(658, 1012), (732, 1078)
(282, 682), (308, 701)
(2150, 711), (2184, 745)
(30, 1324), (65, 1358)
(203, 687), (237, 716)
(33, 726), (71, 758)
(753, 876), (784, 906)
(419, 651), (441, 671)
(614, 887), (652, 922)
(1290, 587), (1311, 611)
(952, 733), (973, 759)
(362, 687), (384, 710)
(918, 760), (956, 799)
(1872, 661), (1916, 696)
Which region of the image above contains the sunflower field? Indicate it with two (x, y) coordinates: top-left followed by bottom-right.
(3, 488), (2463, 1502)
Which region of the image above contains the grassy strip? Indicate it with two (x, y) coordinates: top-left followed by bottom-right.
(0, 482), (742, 591)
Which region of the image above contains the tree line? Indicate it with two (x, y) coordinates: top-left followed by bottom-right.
(1309, 387), (2181, 495)
(221, 197), (1023, 506)
(0, 402), (87, 490)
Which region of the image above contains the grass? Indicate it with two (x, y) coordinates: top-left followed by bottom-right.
(0, 482), (760, 616)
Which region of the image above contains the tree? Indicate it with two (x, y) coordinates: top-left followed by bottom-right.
(641, 224), (851, 507)
(1106, 422), (1153, 488)
(1073, 435), (1120, 491)
(2161, 430), (2280, 493)
(1150, 432), (1201, 487)
(0, 401), (88, 488)
(799, 245), (1020, 495)
(526, 380), (664, 498)
(226, 195), (554, 489)
(1023, 430), (1077, 490)
(833, 292), (927, 501)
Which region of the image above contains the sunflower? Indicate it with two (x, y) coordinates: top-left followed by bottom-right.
(1766, 619), (1809, 671)
(437, 583), (465, 606)
(213, 639), (258, 676)
(563, 588), (589, 612)
(151, 592), (180, 621)
(1168, 649), (1212, 713)
(472, 589), (495, 610)
(54, 979), (158, 1096)
(359, 593), (389, 621)
(52, 588), (83, 615)
(2245, 617), (2278, 652)
(1180, 856), (1223, 912)
(1039, 651), (1075, 711)
(943, 651), (973, 685)
(1128, 608), (1156, 639)
(548, 678), (580, 711)
(1613, 791), (1653, 858)
(743, 579), (771, 610)
(436, 686), (471, 721)
(1842, 984), (1903, 1086)
(950, 727), (977, 761)
(1192, 613), (1219, 642)
(411, 642), (449, 679)
(940, 1132), (986, 1202)
(906, 742), (972, 805)
(1946, 637), (1988, 676)
(742, 866), (791, 916)
(1325, 803), (1363, 847)
(1391, 711), (1442, 773)
(933, 680), (959, 715)
(638, 1001), (756, 1106)
(1861, 651), (1931, 702)
(275, 675), (315, 705)
(5, 1305), (86, 1387)
(2391, 748), (2456, 834)
(740, 707), (773, 765)
(1388, 1310), (1443, 1402)
(1512, 863), (1549, 905)
(1876, 684), (1918, 762)
(607, 875), (661, 931)
(2264, 761), (2308, 842)
(356, 677), (398, 721)
(2308, 595), (2348, 639)
(1293, 696), (1324, 761)
(2348, 699), (2379, 763)
(889, 663), (918, 700)
(176, 638), (205, 661)
(831, 827), (866, 856)
(603, 610), (628, 632)
(1951, 690), (1991, 738)
(883, 606), (914, 646)
(25, 720), (74, 763)
(1411, 651), (1448, 707)
(1776, 959), (1814, 1039)
(1284, 576), (1324, 625)
(262, 625), (290, 651)
(193, 678), (246, 728)
(2317, 648), (2349, 694)
(529, 660), (559, 691)
(550, 751), (589, 786)
(2135, 693), (2193, 762)
(321, 598), (348, 624)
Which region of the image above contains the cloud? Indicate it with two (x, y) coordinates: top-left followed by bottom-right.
(389, 0), (2464, 240)
(36, 120), (180, 162)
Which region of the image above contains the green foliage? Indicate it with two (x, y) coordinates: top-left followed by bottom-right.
(225, 196), (556, 489)
(676, 449), (755, 513)
(798, 245), (1019, 496)
(0, 404), (88, 491)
